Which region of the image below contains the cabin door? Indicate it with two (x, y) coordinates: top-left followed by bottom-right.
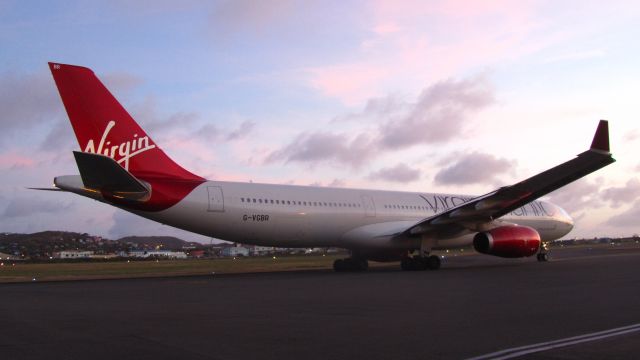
(207, 186), (225, 212)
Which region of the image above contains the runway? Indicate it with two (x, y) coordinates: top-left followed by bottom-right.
(1, 245), (639, 360)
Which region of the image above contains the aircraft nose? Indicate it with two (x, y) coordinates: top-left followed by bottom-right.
(557, 205), (574, 233)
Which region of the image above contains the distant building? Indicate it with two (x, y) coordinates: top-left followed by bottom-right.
(250, 246), (275, 256)
(89, 254), (119, 260)
(221, 246), (250, 257)
(0, 252), (19, 260)
(53, 250), (94, 259)
(126, 250), (187, 259)
(188, 250), (206, 258)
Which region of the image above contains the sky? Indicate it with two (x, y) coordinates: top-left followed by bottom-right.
(1, 0), (639, 243)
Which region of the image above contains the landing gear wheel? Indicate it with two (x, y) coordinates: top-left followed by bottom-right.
(400, 256), (440, 271)
(537, 253), (549, 262)
(355, 258), (369, 271)
(426, 255), (441, 270)
(401, 257), (414, 271)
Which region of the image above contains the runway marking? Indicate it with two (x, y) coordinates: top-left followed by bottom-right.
(467, 323), (640, 360)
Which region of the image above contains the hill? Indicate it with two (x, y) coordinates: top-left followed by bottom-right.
(0, 231), (204, 258)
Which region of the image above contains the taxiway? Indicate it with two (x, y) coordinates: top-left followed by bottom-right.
(1, 245), (639, 359)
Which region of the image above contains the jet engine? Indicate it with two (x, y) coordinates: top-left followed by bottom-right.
(473, 226), (541, 258)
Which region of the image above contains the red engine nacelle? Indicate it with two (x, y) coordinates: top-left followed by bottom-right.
(473, 226), (541, 258)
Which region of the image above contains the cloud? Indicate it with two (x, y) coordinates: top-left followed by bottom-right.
(38, 119), (76, 151)
(605, 200), (640, 228)
(188, 119), (256, 144)
(0, 153), (37, 169)
(269, 74), (494, 168)
(332, 94), (407, 123)
(542, 49), (605, 64)
(434, 152), (513, 186)
(266, 131), (375, 167)
(600, 178), (640, 208)
(3, 197), (72, 218)
(0, 70), (62, 143)
(226, 120), (256, 141)
(0, 67), (147, 150)
(368, 163), (421, 183)
(127, 96), (200, 136)
(547, 178), (603, 214)
(378, 75), (494, 149)
(307, 178), (348, 187)
(624, 129), (639, 142)
(304, 0), (554, 105)
(327, 178), (346, 187)
(207, 0), (296, 39)
(102, 72), (144, 94)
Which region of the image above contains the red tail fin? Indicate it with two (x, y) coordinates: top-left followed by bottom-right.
(48, 62), (202, 182)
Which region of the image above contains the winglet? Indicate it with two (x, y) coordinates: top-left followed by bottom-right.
(590, 120), (610, 153)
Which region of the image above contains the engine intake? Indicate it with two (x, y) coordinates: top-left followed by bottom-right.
(473, 226), (541, 258)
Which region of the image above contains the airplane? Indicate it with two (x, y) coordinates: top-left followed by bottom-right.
(42, 62), (615, 272)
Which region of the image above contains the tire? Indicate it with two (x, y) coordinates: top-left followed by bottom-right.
(537, 253), (549, 262)
(426, 255), (441, 270)
(401, 258), (414, 271)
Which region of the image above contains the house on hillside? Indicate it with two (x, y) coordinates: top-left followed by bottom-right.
(53, 250), (94, 259)
(0, 252), (19, 261)
(127, 250), (187, 259)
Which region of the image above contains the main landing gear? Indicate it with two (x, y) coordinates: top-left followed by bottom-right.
(333, 257), (369, 272)
(401, 237), (441, 271)
(400, 255), (441, 271)
(537, 242), (550, 262)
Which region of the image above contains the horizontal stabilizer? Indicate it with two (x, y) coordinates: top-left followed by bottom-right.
(27, 187), (65, 191)
(73, 151), (150, 202)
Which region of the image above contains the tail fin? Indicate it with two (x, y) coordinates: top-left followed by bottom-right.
(48, 62), (202, 182)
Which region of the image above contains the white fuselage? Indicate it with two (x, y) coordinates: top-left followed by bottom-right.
(134, 180), (574, 251)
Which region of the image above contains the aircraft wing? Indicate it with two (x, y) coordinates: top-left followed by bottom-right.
(404, 120), (615, 237)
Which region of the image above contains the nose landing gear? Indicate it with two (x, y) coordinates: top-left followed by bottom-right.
(537, 242), (550, 262)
